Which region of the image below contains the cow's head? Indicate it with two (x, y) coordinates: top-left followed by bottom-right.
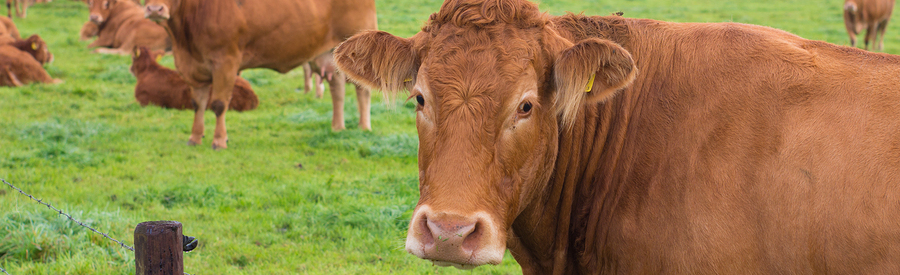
(23, 35), (53, 65)
(129, 46), (164, 75)
(86, 0), (119, 24)
(335, 0), (636, 269)
(144, 0), (176, 22)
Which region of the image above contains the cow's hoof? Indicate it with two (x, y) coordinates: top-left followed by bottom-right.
(211, 139), (228, 150)
(187, 140), (200, 146)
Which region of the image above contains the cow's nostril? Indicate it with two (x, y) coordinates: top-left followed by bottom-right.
(461, 221), (483, 252)
(418, 215), (434, 246)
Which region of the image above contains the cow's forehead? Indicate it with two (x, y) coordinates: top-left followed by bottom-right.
(418, 25), (538, 96)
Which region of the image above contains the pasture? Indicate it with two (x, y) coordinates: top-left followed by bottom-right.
(0, 0), (895, 274)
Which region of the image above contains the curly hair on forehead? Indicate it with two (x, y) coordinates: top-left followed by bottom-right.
(423, 0), (547, 32)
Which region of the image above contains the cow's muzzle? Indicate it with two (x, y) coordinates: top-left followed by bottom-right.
(89, 14), (103, 24)
(144, 5), (169, 22)
(405, 205), (505, 269)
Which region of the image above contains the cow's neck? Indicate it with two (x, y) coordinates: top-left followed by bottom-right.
(511, 15), (648, 274)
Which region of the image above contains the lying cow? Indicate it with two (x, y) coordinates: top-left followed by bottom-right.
(0, 34), (56, 86)
(130, 46), (258, 111)
(85, 0), (169, 54)
(335, 0), (900, 273)
(9, 34), (52, 64)
(144, 0), (377, 149)
(844, 0), (895, 50)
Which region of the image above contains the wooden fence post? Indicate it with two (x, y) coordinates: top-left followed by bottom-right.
(135, 221), (184, 275)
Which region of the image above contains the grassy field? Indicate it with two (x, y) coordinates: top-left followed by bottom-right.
(0, 0), (896, 274)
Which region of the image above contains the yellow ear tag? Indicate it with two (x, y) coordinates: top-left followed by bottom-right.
(584, 73), (596, 92)
(403, 78), (412, 83)
(156, 55), (163, 63)
(135, 50), (140, 57)
(30, 42), (37, 50)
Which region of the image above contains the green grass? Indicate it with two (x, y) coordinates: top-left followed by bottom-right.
(0, 0), (896, 274)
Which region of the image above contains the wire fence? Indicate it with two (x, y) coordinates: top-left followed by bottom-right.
(1, 178), (193, 275)
(1, 178), (134, 251)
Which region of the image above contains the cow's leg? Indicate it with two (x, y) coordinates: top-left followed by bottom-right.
(328, 71), (346, 131)
(188, 85), (210, 146)
(209, 60), (238, 150)
(864, 23), (878, 50)
(876, 19), (889, 51)
(302, 62), (312, 94)
(355, 84), (371, 130)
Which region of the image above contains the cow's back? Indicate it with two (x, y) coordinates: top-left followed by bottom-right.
(174, 0), (376, 73)
(553, 16), (900, 273)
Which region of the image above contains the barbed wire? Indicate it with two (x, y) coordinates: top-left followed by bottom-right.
(1, 178), (134, 251)
(2, 178), (195, 275)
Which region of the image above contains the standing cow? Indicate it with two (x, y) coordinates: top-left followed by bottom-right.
(844, 0), (895, 50)
(335, 0), (900, 273)
(144, 0), (377, 149)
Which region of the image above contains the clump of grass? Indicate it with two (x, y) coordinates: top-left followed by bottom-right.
(0, 209), (132, 268)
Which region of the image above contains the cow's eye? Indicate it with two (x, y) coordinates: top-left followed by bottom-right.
(416, 95), (425, 106)
(518, 101), (533, 115)
(103, 1), (108, 8)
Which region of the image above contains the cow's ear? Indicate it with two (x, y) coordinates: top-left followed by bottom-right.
(554, 38), (636, 129)
(334, 30), (418, 95)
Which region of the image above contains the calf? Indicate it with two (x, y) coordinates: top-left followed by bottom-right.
(130, 46), (258, 111)
(0, 35), (56, 86)
(8, 34), (52, 64)
(85, 0), (169, 54)
(844, 0), (895, 50)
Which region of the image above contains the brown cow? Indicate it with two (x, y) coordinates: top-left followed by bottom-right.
(0, 35), (55, 86)
(85, 0), (169, 54)
(143, 0), (377, 149)
(130, 46), (258, 111)
(844, 0), (895, 50)
(335, 0), (900, 273)
(9, 34), (52, 64)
